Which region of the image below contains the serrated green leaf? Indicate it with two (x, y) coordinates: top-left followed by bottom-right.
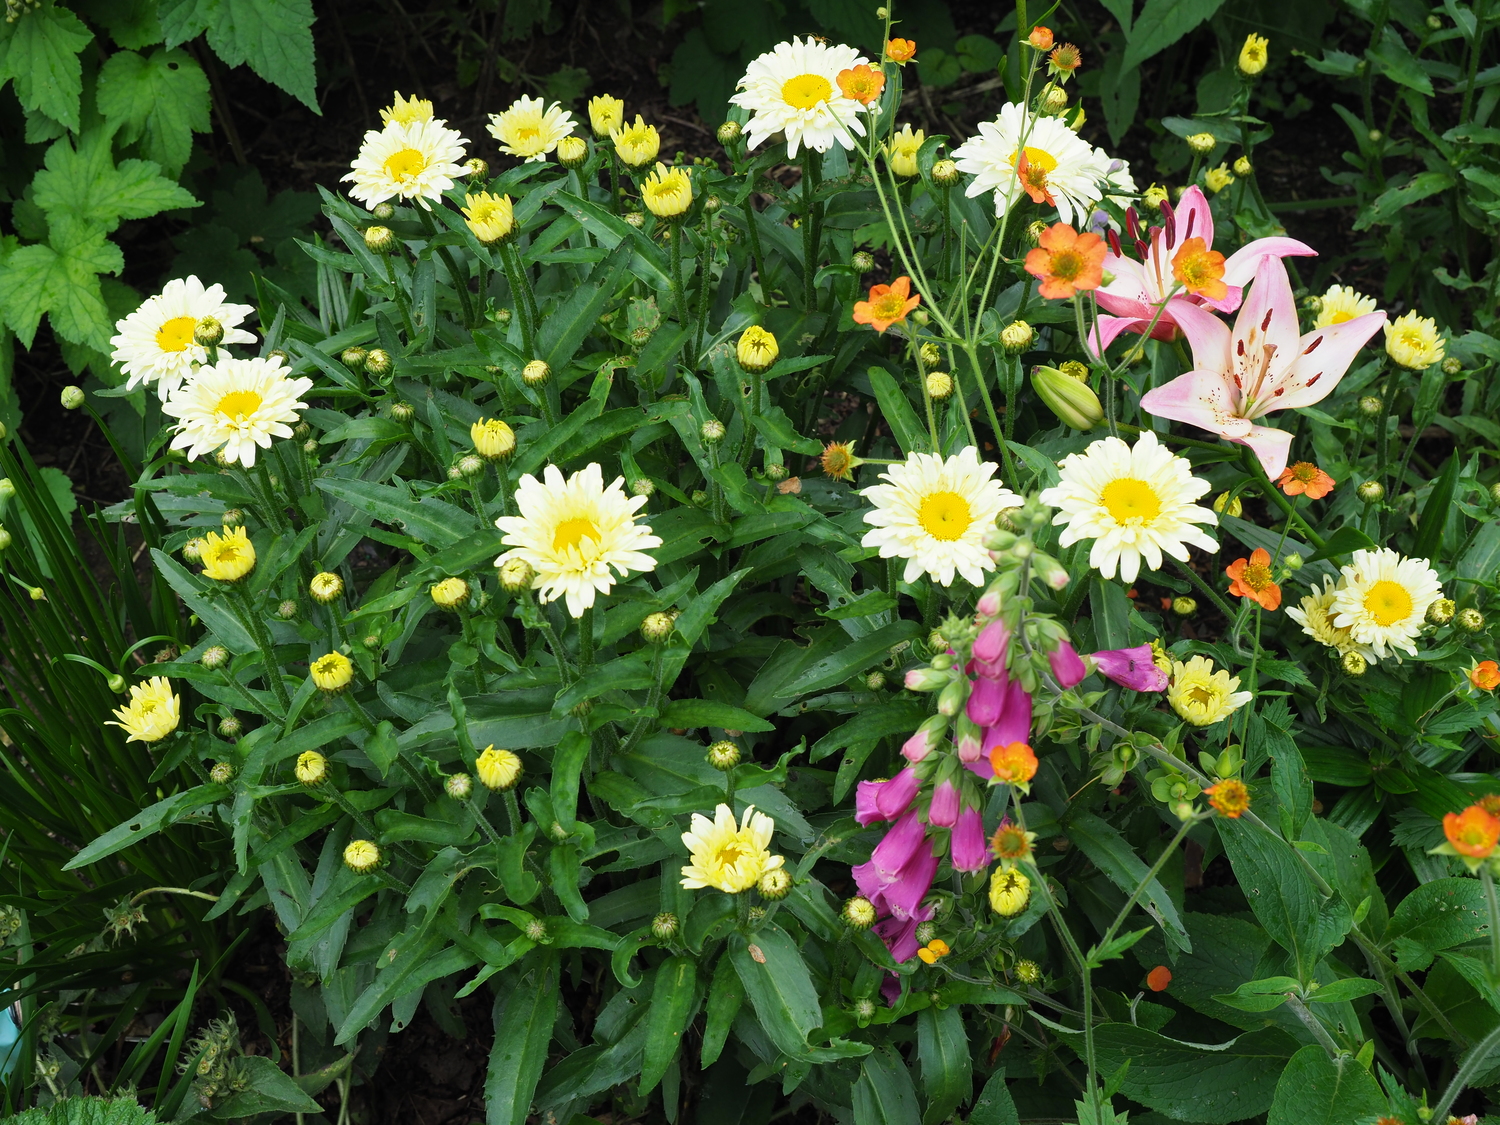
(1266, 1044), (1383, 1125)
(0, 225), (124, 350)
(96, 48), (211, 174)
(1386, 878), (1490, 971)
(33, 128), (199, 240)
(202, 0), (318, 111)
(0, 5), (92, 131)
(1217, 818), (1325, 981)
(1121, 0), (1227, 71)
(969, 1069), (1020, 1125)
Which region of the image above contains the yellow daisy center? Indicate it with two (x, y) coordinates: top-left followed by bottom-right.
(155, 316), (198, 353)
(1364, 579), (1413, 626)
(1328, 309), (1354, 324)
(917, 491), (972, 541)
(383, 147), (428, 182)
(215, 390), (263, 420)
(515, 125), (541, 144)
(782, 73), (833, 109)
(138, 699), (160, 715)
(1008, 146), (1059, 173)
(1100, 478), (1161, 524)
(714, 841), (747, 867)
(553, 517), (601, 553)
(1187, 685), (1216, 708)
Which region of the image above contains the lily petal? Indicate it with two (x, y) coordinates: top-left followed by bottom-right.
(1236, 424), (1295, 479)
(1221, 235), (1315, 290)
(1271, 309), (1387, 411)
(1232, 256), (1301, 383)
(1165, 186), (1215, 257)
(1166, 299), (1233, 371)
(1140, 369), (1245, 438)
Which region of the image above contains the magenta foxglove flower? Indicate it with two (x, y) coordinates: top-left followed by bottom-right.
(1089, 644), (1169, 692)
(855, 810), (940, 921)
(950, 806), (990, 872)
(1092, 186), (1314, 353)
(1049, 640), (1087, 688)
(928, 780), (960, 827)
(956, 720), (983, 763)
(972, 619), (1009, 681)
(967, 675), (1006, 726)
(968, 681), (1033, 779)
(855, 767), (921, 826)
(1139, 255), (1385, 478)
(876, 905), (933, 965)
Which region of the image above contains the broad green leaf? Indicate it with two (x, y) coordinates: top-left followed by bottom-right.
(33, 128), (199, 238)
(1306, 524), (1380, 563)
(0, 226), (123, 351)
(0, 5), (93, 131)
(1366, 26), (1434, 94)
(1068, 812), (1190, 954)
(539, 243), (631, 371)
(917, 1004), (970, 1125)
(1386, 877), (1489, 971)
(96, 48), (211, 174)
(729, 926), (822, 1059)
(314, 478), (473, 548)
(1121, 0), (1227, 71)
(853, 1046), (921, 1125)
(550, 730), (590, 829)
(1214, 975), (1300, 1013)
(1414, 453), (1460, 560)
(1218, 817), (1324, 981)
(657, 698), (775, 733)
(486, 956), (559, 1125)
(1306, 977), (1383, 1004)
(209, 1055), (322, 1116)
(700, 952), (743, 1068)
(63, 783), (228, 869)
(867, 367), (927, 455)
(1265, 1044), (1384, 1125)
(1090, 1023), (1295, 1123)
(742, 620), (920, 716)
(640, 955), (699, 1095)
(203, 0), (318, 111)
(1354, 170), (1454, 231)
(969, 1069), (1020, 1125)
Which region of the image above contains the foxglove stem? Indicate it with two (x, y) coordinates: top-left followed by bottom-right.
(1284, 993), (1341, 1060)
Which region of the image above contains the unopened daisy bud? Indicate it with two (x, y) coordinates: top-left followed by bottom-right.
(445, 772), (473, 800)
(764, 462), (789, 482)
(1026, 219), (1049, 245)
(864, 671), (886, 692)
(219, 715), (243, 738)
(523, 917), (549, 943)
(1001, 320), (1034, 354)
(631, 478), (655, 497)
(717, 119), (742, 146)
(1213, 492), (1243, 518)
(1060, 360), (1089, 381)
(1014, 959), (1041, 984)
(0, 479), (13, 500)
(476, 745), (522, 790)
(364, 225), (397, 254)
(311, 651), (353, 692)
(1357, 480), (1385, 503)
(344, 839), (381, 873)
(193, 316), (224, 347)
(1358, 395), (1384, 417)
(61, 385), (85, 410)
(1427, 598), (1456, 626)
(758, 868), (792, 900)
(106, 673), (127, 693)
(456, 454), (485, 478)
(931, 158), (959, 186)
(0, 527), (9, 551)
(463, 156), (489, 181)
(295, 750), (327, 785)
(852, 250), (875, 272)
(372, 202), (396, 220)
(843, 895), (877, 930)
(309, 572), (343, 604)
(303, 439), (320, 457)
(523, 359), (551, 386)
(210, 761), (235, 784)
(651, 911), (680, 940)
(430, 577), (469, 608)
(914, 920), (938, 945)
(928, 630), (948, 652)
(641, 611), (676, 643)
(1204, 164), (1235, 193)
(624, 210), (645, 228)
(201, 645), (229, 670)
(364, 348), (393, 379)
(736, 326), (779, 374)
(1341, 651), (1367, 676)
(1186, 132), (1216, 154)
(703, 194), (723, 213)
(707, 740), (740, 771)
(918, 342), (942, 367)
(1456, 608), (1485, 633)
(470, 418), (516, 460)
(1040, 83), (1068, 113)
(700, 419), (726, 444)
(276, 599), (298, 620)
(1171, 596), (1197, 616)
(629, 325), (653, 349)
(557, 136), (587, 168)
(362, 634), (381, 650)
(1442, 356), (1463, 375)
(926, 371), (954, 400)
(1233, 156), (1252, 176)
(499, 557), (534, 592)
(1238, 32), (1269, 76)
(852, 997), (877, 1022)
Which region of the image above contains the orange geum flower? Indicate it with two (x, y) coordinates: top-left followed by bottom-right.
(916, 937), (950, 964)
(1028, 26), (1054, 50)
(821, 440), (861, 482)
(1025, 223), (1106, 301)
(1442, 804), (1500, 859)
(1277, 462), (1335, 499)
(1205, 778), (1251, 818)
(990, 819), (1036, 866)
(1171, 237), (1227, 302)
(1471, 660), (1500, 692)
(1048, 43), (1082, 79)
(853, 276), (921, 333)
(1226, 548), (1281, 611)
(1014, 151), (1056, 207)
(837, 64), (886, 106)
(885, 38), (917, 64)
(989, 741), (1039, 786)
(1146, 966), (1172, 991)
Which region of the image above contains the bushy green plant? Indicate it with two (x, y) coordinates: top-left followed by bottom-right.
(39, 6), (1500, 1125)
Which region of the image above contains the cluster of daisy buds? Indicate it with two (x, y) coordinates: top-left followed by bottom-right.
(982, 494), (1071, 592)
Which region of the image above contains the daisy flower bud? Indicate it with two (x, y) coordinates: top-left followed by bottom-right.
(464, 157), (489, 180)
(1358, 395), (1384, 417)
(651, 911), (680, 940)
(851, 250), (875, 272)
(641, 611), (676, 643)
(364, 226), (397, 254)
(926, 371), (954, 400)
(310, 652), (353, 692)
(364, 348), (393, 378)
(309, 572), (343, 604)
(295, 751), (327, 785)
(707, 740), (740, 771)
(1186, 132), (1216, 154)
(430, 577), (469, 608)
(344, 840), (381, 873)
(1427, 598), (1456, 626)
(210, 761), (235, 784)
(498, 557), (535, 592)
(1238, 33), (1269, 76)
(1336, 650), (1362, 676)
(61, 386), (85, 410)
(523, 359), (551, 386)
(700, 419), (726, 445)
(219, 715), (242, 738)
(276, 599), (298, 620)
(716, 119), (742, 146)
(193, 317), (224, 347)
(843, 896), (876, 929)
(1001, 320), (1034, 354)
(445, 772), (473, 800)
(201, 645), (229, 670)
(631, 478), (655, 497)
(758, 868), (792, 899)
(1172, 597), (1197, 616)
(736, 326), (779, 374)
(391, 401), (416, 422)
(1357, 480), (1385, 503)
(1456, 608), (1485, 633)
(557, 136), (588, 168)
(476, 745), (522, 790)
(1015, 959), (1041, 984)
(930, 158), (959, 186)
(1233, 156), (1252, 176)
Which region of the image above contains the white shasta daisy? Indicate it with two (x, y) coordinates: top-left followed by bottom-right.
(860, 446), (1020, 588)
(486, 95), (576, 162)
(495, 463), (662, 617)
(343, 117), (469, 210)
(951, 101), (1116, 225)
(730, 37), (870, 158)
(1329, 548), (1442, 660)
(162, 355), (315, 468)
(1314, 284), (1378, 330)
(1039, 430), (1218, 583)
(1285, 575), (1376, 662)
(109, 277), (256, 400)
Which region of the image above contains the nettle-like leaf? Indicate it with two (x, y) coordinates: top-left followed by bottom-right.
(96, 48), (212, 175)
(0, 4), (92, 132)
(0, 223), (123, 351)
(32, 127), (200, 239)
(159, 0), (318, 112)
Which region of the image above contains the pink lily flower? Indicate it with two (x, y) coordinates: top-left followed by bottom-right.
(1089, 644), (1169, 693)
(1048, 640), (1087, 688)
(1092, 186), (1315, 354)
(855, 767), (922, 826)
(951, 806), (990, 872)
(1140, 255), (1385, 478)
(928, 780), (960, 828)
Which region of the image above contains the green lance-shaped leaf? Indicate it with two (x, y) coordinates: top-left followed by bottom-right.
(917, 1003), (972, 1125)
(1217, 817), (1330, 981)
(640, 955), (700, 1096)
(1386, 877), (1491, 971)
(700, 952), (743, 1068)
(970, 1069), (1021, 1125)
(63, 783), (229, 869)
(729, 925), (823, 1059)
(1068, 812), (1191, 954)
(485, 955), (560, 1125)
(852, 1045), (921, 1125)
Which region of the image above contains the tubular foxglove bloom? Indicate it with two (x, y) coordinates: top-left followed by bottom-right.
(1091, 186), (1314, 353)
(972, 618), (1010, 680)
(875, 904), (935, 963)
(928, 780), (961, 828)
(950, 807), (990, 872)
(1088, 644), (1170, 692)
(967, 675), (1007, 726)
(730, 37), (871, 157)
(1048, 641), (1087, 687)
(1139, 255), (1385, 478)
(855, 768), (922, 825)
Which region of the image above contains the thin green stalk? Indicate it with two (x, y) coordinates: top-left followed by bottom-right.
(742, 194), (769, 297)
(503, 788), (523, 836)
(801, 150), (821, 313)
(1169, 557), (1238, 625)
(694, 224), (714, 360)
(377, 251), (416, 340)
(737, 368), (764, 468)
(668, 223), (691, 332)
(1483, 866), (1500, 985)
(235, 588), (290, 713)
(500, 242), (538, 356)
(251, 462), (289, 533)
(1094, 816), (1196, 953)
(578, 606), (595, 671)
(419, 209), (477, 328)
(1284, 993), (1342, 1060)
(1431, 1020), (1500, 1123)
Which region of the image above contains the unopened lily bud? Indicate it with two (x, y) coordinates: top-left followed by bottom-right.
(106, 673), (127, 693)
(707, 740), (740, 771)
(931, 159), (959, 186)
(1357, 480), (1385, 503)
(926, 371), (953, 400)
(1427, 598), (1456, 626)
(365, 225), (397, 254)
(1456, 607), (1485, 633)
(1032, 365), (1103, 430)
(61, 386), (85, 410)
(364, 348), (393, 379)
(0, 479), (13, 500)
(0, 527), (9, 551)
(523, 359), (551, 386)
(193, 317), (224, 347)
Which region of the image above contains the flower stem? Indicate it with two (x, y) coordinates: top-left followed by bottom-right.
(1483, 866), (1500, 985)
(235, 588), (290, 713)
(668, 224), (691, 333)
(578, 606), (595, 671)
(500, 242), (538, 357)
(801, 150), (821, 314)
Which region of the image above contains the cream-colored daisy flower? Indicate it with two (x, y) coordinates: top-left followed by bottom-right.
(109, 277), (256, 400)
(162, 355), (315, 468)
(343, 118), (469, 210)
(1039, 430), (1218, 583)
(611, 115), (661, 169)
(680, 803), (784, 894)
(1329, 548), (1443, 660)
(494, 463), (662, 617)
(729, 37), (870, 158)
(860, 446), (1020, 587)
(487, 95), (576, 162)
(950, 101), (1116, 225)
(1314, 284), (1378, 329)
(1384, 310), (1445, 370)
(1167, 655), (1252, 726)
(1285, 575), (1375, 661)
(380, 91), (433, 127)
(108, 676), (180, 743)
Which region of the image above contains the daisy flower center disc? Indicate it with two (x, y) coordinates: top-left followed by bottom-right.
(782, 73), (833, 109)
(155, 316), (198, 353)
(383, 147), (428, 182)
(1100, 478), (1161, 524)
(215, 390), (264, 420)
(1364, 580), (1413, 626)
(1188, 685), (1215, 707)
(553, 517), (602, 553)
(714, 842), (747, 867)
(917, 491), (972, 541)
(1008, 145), (1059, 173)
